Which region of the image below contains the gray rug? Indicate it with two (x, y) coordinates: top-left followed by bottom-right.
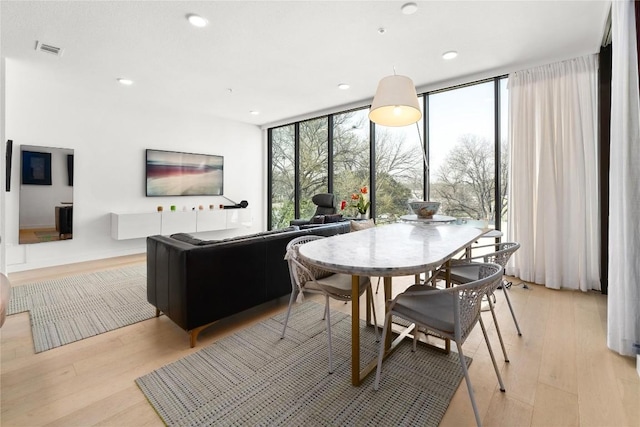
(136, 302), (470, 426)
(7, 264), (155, 353)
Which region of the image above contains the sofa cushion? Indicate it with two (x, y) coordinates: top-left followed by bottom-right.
(171, 227), (299, 246)
(299, 223), (344, 230)
(324, 214), (343, 223)
(220, 226), (299, 243)
(170, 233), (204, 245)
(309, 215), (325, 224)
(350, 219), (375, 231)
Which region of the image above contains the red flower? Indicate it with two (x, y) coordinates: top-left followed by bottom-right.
(350, 186), (371, 214)
(340, 200), (347, 210)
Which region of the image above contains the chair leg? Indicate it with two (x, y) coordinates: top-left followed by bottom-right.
(367, 284), (380, 342)
(479, 316), (506, 392)
(325, 296), (334, 374)
(280, 289), (297, 339)
(455, 340), (483, 427)
(502, 284), (522, 336)
(487, 292), (509, 362)
(374, 311), (393, 391)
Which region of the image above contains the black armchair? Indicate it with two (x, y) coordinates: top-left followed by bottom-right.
(290, 193), (340, 226)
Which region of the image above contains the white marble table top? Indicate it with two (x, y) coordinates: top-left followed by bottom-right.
(399, 214), (457, 223)
(480, 228), (503, 238)
(298, 222), (484, 277)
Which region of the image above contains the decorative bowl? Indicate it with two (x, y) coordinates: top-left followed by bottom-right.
(409, 201), (441, 219)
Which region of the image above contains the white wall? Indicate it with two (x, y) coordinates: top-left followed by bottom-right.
(3, 59), (264, 272)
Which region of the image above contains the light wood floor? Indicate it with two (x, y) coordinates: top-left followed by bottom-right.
(1, 254), (638, 426)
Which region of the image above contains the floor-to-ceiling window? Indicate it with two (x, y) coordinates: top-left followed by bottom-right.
(428, 82), (496, 224)
(299, 117), (329, 220)
(332, 109), (370, 217)
(373, 96), (424, 223)
(269, 125), (295, 229)
(268, 77), (508, 231)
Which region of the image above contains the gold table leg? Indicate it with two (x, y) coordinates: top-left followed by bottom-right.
(365, 284), (372, 326)
(351, 274), (360, 386)
(384, 277), (392, 351)
(444, 259), (451, 352)
(352, 275), (407, 386)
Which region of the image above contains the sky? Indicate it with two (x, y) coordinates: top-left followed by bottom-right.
(348, 78), (509, 176)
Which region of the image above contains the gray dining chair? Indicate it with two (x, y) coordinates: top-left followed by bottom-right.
(374, 262), (506, 427)
(445, 242), (522, 362)
(282, 235), (379, 373)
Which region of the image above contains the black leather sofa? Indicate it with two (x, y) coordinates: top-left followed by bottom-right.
(146, 222), (350, 347)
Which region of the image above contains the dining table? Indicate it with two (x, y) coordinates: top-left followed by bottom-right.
(298, 222), (485, 386)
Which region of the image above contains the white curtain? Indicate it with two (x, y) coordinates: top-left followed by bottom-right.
(506, 55), (600, 291)
(608, 0), (640, 357)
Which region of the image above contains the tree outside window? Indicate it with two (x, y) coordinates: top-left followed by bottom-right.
(269, 78), (508, 231)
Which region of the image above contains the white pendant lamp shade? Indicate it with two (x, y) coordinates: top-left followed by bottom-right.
(369, 75), (422, 127)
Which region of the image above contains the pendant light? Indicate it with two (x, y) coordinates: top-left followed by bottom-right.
(368, 74), (422, 127)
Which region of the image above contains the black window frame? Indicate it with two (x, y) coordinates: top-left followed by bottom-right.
(268, 76), (509, 231)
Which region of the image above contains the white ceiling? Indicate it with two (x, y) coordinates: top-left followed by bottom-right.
(1, 1), (611, 128)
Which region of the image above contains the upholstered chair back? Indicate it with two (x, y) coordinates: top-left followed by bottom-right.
(311, 193), (337, 216)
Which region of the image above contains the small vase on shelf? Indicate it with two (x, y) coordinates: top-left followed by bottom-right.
(357, 212), (369, 220)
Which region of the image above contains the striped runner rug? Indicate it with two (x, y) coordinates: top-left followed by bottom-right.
(7, 264), (154, 353)
(136, 301), (470, 426)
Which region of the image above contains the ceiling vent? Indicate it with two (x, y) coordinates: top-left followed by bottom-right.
(35, 41), (64, 57)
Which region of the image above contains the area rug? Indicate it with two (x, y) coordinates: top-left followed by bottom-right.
(136, 302), (470, 426)
(7, 264), (155, 353)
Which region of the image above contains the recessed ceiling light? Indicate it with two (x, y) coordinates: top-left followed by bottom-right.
(338, 83), (350, 90)
(442, 51), (458, 60)
(250, 111), (260, 115)
(117, 78), (133, 85)
(186, 14), (208, 27)
(401, 2), (418, 15)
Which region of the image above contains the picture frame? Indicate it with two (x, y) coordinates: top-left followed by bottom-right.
(21, 150), (52, 185)
(145, 149), (224, 196)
